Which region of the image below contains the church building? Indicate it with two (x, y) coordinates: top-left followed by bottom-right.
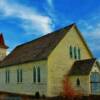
(0, 23), (99, 98)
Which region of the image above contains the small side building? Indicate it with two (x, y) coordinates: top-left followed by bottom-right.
(68, 59), (100, 95)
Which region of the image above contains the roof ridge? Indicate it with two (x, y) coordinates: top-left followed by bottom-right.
(68, 58), (96, 76)
(15, 23), (74, 49)
(76, 58), (96, 62)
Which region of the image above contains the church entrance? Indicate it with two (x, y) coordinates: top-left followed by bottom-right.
(90, 72), (100, 94)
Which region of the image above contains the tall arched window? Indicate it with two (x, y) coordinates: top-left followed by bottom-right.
(33, 67), (36, 83)
(69, 46), (73, 58)
(17, 69), (23, 83)
(17, 69), (19, 83)
(37, 67), (41, 83)
(78, 48), (81, 59)
(74, 47), (77, 59)
(20, 69), (23, 83)
(5, 69), (10, 84)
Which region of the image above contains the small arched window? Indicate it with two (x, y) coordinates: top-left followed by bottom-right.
(37, 67), (41, 83)
(33, 67), (36, 83)
(69, 46), (73, 58)
(76, 78), (80, 86)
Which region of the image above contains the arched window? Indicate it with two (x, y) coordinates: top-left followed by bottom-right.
(37, 67), (41, 83)
(69, 46), (73, 58)
(20, 69), (23, 83)
(17, 69), (19, 83)
(74, 47), (77, 59)
(33, 67), (36, 83)
(17, 69), (23, 83)
(5, 69), (10, 84)
(76, 78), (80, 86)
(78, 48), (81, 59)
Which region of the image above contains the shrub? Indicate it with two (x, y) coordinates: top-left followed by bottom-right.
(62, 75), (82, 100)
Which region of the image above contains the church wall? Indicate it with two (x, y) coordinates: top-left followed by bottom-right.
(0, 60), (48, 96)
(47, 26), (92, 97)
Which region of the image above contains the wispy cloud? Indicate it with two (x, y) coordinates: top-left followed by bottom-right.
(45, 0), (62, 29)
(46, 0), (55, 17)
(0, 0), (53, 34)
(77, 17), (100, 58)
(78, 18), (100, 39)
(47, 0), (53, 8)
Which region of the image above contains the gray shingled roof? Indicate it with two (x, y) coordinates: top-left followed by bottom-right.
(0, 24), (74, 67)
(68, 58), (96, 76)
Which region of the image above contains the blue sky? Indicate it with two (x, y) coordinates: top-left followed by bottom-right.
(0, 0), (100, 59)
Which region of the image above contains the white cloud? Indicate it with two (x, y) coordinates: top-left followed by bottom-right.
(0, 0), (53, 34)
